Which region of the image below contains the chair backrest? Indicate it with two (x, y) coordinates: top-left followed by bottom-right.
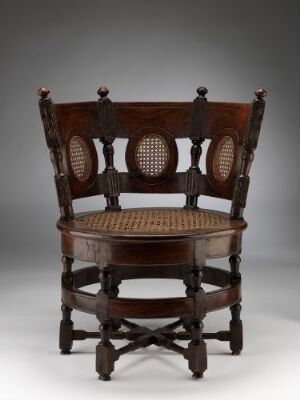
(37, 86), (267, 219)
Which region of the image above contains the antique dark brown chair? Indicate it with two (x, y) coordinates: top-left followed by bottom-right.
(37, 85), (266, 380)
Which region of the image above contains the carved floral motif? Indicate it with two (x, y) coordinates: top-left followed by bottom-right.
(55, 174), (72, 208)
(234, 176), (250, 208)
(39, 99), (60, 148)
(245, 100), (265, 150)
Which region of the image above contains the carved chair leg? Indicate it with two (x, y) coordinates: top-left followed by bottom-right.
(96, 269), (116, 381)
(229, 255), (243, 355)
(185, 266), (207, 378)
(59, 256), (74, 354)
(96, 321), (115, 380)
(59, 304), (73, 354)
(183, 267), (193, 333)
(230, 303), (243, 355)
(110, 275), (121, 332)
(187, 320), (207, 379)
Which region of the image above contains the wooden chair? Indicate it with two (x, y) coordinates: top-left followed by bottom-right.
(37, 85), (266, 380)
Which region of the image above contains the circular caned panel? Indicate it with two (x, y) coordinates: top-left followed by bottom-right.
(126, 127), (178, 183)
(212, 135), (235, 182)
(69, 136), (93, 181)
(206, 129), (238, 186)
(78, 209), (229, 235)
(135, 134), (169, 177)
(68, 135), (98, 182)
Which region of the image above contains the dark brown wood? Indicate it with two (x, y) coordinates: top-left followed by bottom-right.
(59, 256), (74, 354)
(231, 89), (267, 218)
(184, 261), (207, 378)
(47, 88), (266, 205)
(109, 297), (194, 319)
(113, 102), (192, 138)
(61, 265), (241, 316)
(72, 328), (231, 342)
(185, 87), (207, 209)
(101, 136), (121, 211)
(38, 89), (74, 219)
(37, 86), (266, 380)
(96, 268), (115, 380)
(229, 254), (243, 355)
(98, 87), (121, 211)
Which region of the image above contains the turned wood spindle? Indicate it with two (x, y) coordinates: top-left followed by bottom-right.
(59, 256), (74, 354)
(229, 254), (243, 355)
(97, 86), (121, 211)
(96, 268), (116, 381)
(185, 262), (207, 379)
(229, 254), (241, 282)
(185, 86), (207, 209)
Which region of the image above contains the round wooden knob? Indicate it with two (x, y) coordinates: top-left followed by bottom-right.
(97, 86), (109, 98)
(37, 87), (50, 99)
(255, 88), (267, 100)
(197, 86), (208, 98)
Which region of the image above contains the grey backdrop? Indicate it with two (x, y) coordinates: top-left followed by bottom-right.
(0, 1), (299, 399)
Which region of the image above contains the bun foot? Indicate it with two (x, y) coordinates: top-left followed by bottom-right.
(192, 372), (203, 379)
(60, 349), (71, 355)
(98, 374), (111, 381)
(232, 350), (241, 356)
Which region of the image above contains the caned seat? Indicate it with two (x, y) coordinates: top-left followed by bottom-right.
(38, 85), (266, 381)
(58, 208), (247, 238)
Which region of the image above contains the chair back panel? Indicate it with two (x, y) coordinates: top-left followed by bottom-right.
(113, 102), (192, 138)
(54, 102), (101, 200)
(199, 102), (252, 202)
(55, 102), (100, 140)
(201, 102), (252, 140)
(38, 86), (266, 219)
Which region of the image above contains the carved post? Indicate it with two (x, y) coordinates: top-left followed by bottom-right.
(184, 241), (207, 378)
(37, 88), (73, 219)
(110, 271), (122, 332)
(229, 254), (243, 355)
(185, 266), (207, 378)
(97, 87), (121, 211)
(183, 266), (195, 333)
(231, 88), (267, 218)
(185, 86), (207, 209)
(95, 268), (116, 380)
(59, 256), (74, 354)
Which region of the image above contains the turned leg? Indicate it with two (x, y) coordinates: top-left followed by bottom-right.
(96, 321), (115, 380)
(59, 256), (74, 354)
(96, 268), (116, 381)
(186, 266), (207, 378)
(183, 268), (193, 333)
(110, 274), (121, 332)
(229, 255), (243, 355)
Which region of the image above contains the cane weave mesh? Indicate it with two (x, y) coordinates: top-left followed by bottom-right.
(135, 134), (169, 177)
(212, 136), (235, 182)
(78, 209), (228, 234)
(69, 136), (93, 181)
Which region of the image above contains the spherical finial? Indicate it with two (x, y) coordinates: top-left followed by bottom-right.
(97, 86), (109, 99)
(37, 87), (50, 99)
(255, 88), (267, 100)
(196, 86), (208, 99)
